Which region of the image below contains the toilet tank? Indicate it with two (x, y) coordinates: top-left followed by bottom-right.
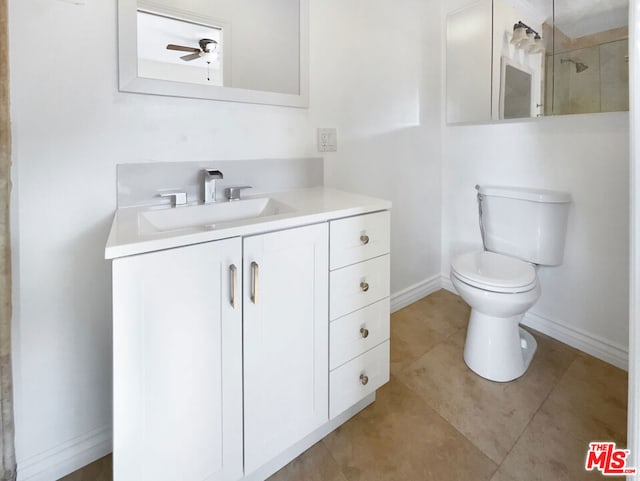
(477, 185), (572, 266)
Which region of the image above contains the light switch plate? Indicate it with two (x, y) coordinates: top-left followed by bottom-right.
(317, 128), (337, 152)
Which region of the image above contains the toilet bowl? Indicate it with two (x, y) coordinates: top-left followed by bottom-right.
(451, 185), (571, 383)
(451, 251), (540, 382)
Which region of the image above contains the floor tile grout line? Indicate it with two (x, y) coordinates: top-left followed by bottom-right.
(492, 352), (581, 475)
(318, 439), (350, 481)
(388, 293), (597, 479)
(394, 320), (581, 474)
(390, 314), (465, 367)
(393, 359), (500, 472)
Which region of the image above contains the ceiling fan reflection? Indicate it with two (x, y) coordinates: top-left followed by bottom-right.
(166, 39), (219, 81)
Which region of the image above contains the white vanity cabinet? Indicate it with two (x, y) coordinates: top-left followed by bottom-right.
(112, 224), (330, 481)
(328, 211), (391, 419)
(107, 186), (392, 481)
(242, 223), (329, 474)
(112, 238), (243, 481)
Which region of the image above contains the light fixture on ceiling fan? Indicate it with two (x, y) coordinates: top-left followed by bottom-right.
(166, 38), (219, 80)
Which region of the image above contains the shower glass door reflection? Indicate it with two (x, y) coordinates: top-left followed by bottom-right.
(548, 0), (629, 115)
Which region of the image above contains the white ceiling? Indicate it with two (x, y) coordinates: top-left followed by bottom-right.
(137, 10), (222, 68)
(515, 0), (628, 38)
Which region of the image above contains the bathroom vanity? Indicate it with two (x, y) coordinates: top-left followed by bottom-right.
(105, 186), (391, 481)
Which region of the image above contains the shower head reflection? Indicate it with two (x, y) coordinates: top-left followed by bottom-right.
(560, 58), (589, 73)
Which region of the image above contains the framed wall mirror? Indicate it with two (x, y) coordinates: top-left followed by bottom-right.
(118, 0), (309, 107)
(500, 57), (534, 120)
(445, 0), (629, 124)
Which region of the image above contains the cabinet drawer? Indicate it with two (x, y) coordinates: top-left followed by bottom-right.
(330, 299), (390, 370)
(330, 341), (390, 419)
(330, 255), (390, 320)
(330, 211), (390, 270)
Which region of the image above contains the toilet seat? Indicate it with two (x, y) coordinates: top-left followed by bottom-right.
(451, 251), (537, 294)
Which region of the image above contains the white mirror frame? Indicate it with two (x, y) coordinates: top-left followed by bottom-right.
(118, 0), (309, 108)
(499, 56), (535, 120)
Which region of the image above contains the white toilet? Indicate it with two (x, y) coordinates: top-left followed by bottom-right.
(451, 185), (571, 382)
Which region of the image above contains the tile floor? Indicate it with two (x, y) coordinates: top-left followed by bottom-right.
(61, 289), (628, 481)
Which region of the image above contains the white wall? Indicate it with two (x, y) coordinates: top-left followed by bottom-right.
(8, 0), (442, 479)
(316, 1), (443, 298)
(441, 112), (630, 367)
(231, 0), (300, 94)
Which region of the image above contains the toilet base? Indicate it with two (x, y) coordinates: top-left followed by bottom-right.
(519, 327), (537, 375)
(463, 310), (538, 382)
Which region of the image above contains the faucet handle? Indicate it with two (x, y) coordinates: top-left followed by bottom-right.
(159, 191), (187, 207)
(225, 186), (253, 201)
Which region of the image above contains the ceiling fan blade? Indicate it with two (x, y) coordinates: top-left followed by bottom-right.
(166, 44), (200, 53)
(180, 53), (202, 62)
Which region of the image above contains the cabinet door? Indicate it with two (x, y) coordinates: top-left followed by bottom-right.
(113, 239), (243, 481)
(243, 223), (329, 474)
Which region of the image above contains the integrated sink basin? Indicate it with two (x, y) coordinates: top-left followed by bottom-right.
(139, 197), (296, 233)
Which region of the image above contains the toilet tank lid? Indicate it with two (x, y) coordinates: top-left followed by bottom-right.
(476, 185), (572, 203)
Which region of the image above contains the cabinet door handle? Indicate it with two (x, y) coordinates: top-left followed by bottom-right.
(360, 281), (369, 292)
(360, 374), (369, 386)
(251, 261), (259, 304)
(360, 327), (369, 339)
(360, 234), (370, 245)
(229, 264), (238, 309)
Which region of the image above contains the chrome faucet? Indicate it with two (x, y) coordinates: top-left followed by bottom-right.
(203, 169), (223, 204)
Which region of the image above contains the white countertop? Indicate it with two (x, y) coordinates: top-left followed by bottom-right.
(105, 187), (392, 259)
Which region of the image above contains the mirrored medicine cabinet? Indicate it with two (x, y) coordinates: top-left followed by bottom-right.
(446, 0), (629, 124)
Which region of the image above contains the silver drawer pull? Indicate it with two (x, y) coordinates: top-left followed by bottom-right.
(360, 327), (369, 339)
(229, 264), (238, 309)
(251, 261), (259, 304)
(360, 281), (369, 292)
(360, 374), (369, 386)
(360, 235), (370, 245)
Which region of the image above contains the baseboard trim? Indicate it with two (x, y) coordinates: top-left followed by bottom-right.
(390, 275), (441, 313)
(439, 275), (628, 370)
(18, 424), (112, 481)
(522, 311), (629, 371)
(440, 275), (456, 294)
